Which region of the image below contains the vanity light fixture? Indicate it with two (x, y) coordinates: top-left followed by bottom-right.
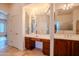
(63, 3), (74, 10)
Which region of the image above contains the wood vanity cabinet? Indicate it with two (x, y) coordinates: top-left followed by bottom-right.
(25, 37), (35, 50)
(71, 40), (79, 56)
(54, 39), (71, 56)
(54, 39), (79, 56)
(25, 37), (50, 56)
(42, 39), (50, 56)
(25, 37), (79, 56)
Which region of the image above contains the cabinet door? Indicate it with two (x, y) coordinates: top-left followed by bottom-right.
(25, 37), (35, 50)
(42, 39), (50, 56)
(54, 39), (70, 56)
(31, 39), (35, 49)
(25, 37), (31, 49)
(72, 41), (79, 56)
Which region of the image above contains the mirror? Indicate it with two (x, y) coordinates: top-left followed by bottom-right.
(31, 13), (50, 35)
(31, 16), (36, 34)
(73, 6), (79, 34)
(24, 4), (50, 35)
(55, 4), (73, 33)
(36, 14), (50, 35)
(25, 12), (29, 34)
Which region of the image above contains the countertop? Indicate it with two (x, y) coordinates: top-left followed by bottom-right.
(25, 34), (79, 41)
(54, 34), (79, 41)
(25, 34), (50, 39)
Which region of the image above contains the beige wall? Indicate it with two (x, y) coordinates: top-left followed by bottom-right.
(0, 4), (9, 13)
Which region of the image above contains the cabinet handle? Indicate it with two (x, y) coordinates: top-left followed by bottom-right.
(16, 33), (18, 35)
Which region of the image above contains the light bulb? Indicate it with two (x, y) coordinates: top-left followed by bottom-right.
(63, 4), (66, 10)
(63, 3), (73, 10)
(70, 3), (74, 6)
(70, 3), (74, 8)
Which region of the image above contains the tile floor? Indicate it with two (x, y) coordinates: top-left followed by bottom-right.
(0, 46), (46, 56)
(0, 36), (45, 56)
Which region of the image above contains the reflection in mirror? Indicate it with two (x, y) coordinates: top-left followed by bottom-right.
(30, 14), (50, 35)
(36, 14), (50, 34)
(55, 19), (60, 32)
(25, 12), (29, 34)
(55, 4), (73, 34)
(25, 4), (50, 35)
(73, 6), (79, 34)
(31, 16), (36, 34)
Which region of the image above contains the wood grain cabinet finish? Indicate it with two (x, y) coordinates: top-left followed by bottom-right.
(54, 39), (71, 56)
(25, 37), (79, 56)
(42, 39), (50, 56)
(25, 37), (35, 50)
(25, 37), (50, 56)
(54, 39), (72, 56)
(54, 39), (79, 56)
(71, 41), (79, 56)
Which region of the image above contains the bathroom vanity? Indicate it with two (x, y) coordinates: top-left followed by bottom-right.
(25, 34), (79, 56)
(54, 39), (79, 56)
(24, 5), (51, 56)
(24, 4), (79, 56)
(54, 34), (79, 56)
(25, 34), (50, 56)
(53, 4), (79, 56)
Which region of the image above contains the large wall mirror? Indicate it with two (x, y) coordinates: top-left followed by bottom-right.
(25, 4), (50, 35)
(31, 13), (50, 35)
(55, 9), (73, 30)
(55, 4), (74, 34)
(31, 16), (36, 34)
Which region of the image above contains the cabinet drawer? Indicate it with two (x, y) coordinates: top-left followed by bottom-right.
(31, 38), (41, 42)
(71, 41), (79, 56)
(25, 37), (35, 50)
(41, 39), (50, 43)
(31, 38), (36, 41)
(43, 42), (50, 45)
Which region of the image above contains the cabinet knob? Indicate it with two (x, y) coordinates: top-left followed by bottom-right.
(16, 33), (18, 35)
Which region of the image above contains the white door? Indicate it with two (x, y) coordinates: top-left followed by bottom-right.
(7, 15), (19, 48)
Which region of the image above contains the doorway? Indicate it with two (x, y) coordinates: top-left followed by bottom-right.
(0, 11), (7, 49)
